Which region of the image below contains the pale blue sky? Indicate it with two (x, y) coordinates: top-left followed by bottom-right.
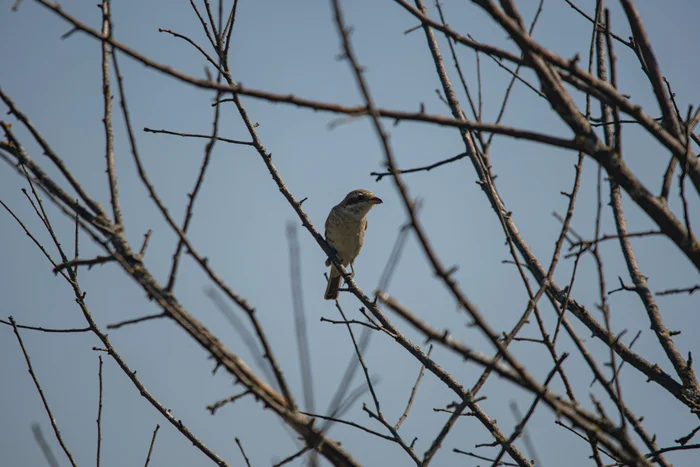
(1, 1), (699, 466)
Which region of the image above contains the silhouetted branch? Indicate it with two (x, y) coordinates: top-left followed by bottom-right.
(107, 312), (168, 330)
(235, 438), (252, 467)
(143, 424), (160, 467)
(0, 319), (90, 333)
(96, 355), (103, 467)
(395, 345), (432, 430)
(143, 127), (254, 146)
(53, 255), (115, 274)
(207, 391), (251, 415)
(656, 285), (700, 296)
(9, 317), (77, 467)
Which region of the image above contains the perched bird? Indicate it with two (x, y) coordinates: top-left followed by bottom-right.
(324, 189), (383, 300)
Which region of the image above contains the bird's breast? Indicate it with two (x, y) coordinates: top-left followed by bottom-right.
(326, 215), (366, 265)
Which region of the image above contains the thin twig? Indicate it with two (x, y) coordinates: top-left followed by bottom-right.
(9, 317), (77, 467)
(335, 302), (381, 414)
(680, 107), (695, 242)
(107, 312), (168, 330)
(73, 208), (79, 277)
(453, 448), (518, 466)
(0, 319), (90, 333)
(676, 425), (700, 446)
(362, 404), (421, 464)
(272, 446), (313, 467)
(300, 411), (394, 442)
(395, 345), (432, 430)
(321, 317), (381, 331)
(0, 198), (65, 283)
(554, 421), (615, 462)
(53, 255), (115, 273)
(422, 398), (469, 466)
(565, 229), (662, 257)
(144, 425), (160, 467)
(646, 443), (700, 460)
(139, 229), (152, 257)
(143, 127), (254, 146)
(96, 355), (104, 467)
(235, 437), (252, 467)
(656, 285), (699, 296)
(207, 390), (251, 415)
(371, 152), (468, 181)
(563, 0), (633, 48)
(321, 325), (373, 433)
(101, 0), (122, 227)
(158, 28), (221, 71)
(188, 0), (217, 51)
(222, 0), (241, 61)
(165, 62), (224, 293)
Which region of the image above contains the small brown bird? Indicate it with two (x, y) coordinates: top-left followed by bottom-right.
(324, 189), (383, 300)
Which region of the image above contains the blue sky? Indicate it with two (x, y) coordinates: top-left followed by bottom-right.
(1, 1), (699, 466)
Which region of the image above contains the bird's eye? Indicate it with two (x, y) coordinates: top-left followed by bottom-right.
(357, 195), (365, 201)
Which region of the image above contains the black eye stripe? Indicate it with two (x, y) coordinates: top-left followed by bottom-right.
(345, 193), (370, 205)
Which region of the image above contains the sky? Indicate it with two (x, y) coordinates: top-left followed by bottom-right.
(1, 1), (699, 466)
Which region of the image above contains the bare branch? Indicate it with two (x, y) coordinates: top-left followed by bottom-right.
(371, 152), (469, 181)
(100, 0), (123, 227)
(9, 317), (77, 467)
(143, 127), (254, 146)
(143, 424), (160, 467)
(0, 319), (90, 333)
(395, 345), (432, 430)
(656, 285), (700, 296)
(300, 411), (395, 442)
(107, 312), (168, 330)
(96, 355), (104, 467)
(207, 391), (251, 415)
(563, 0), (633, 48)
(453, 448), (518, 466)
(235, 438), (252, 467)
(53, 255), (115, 274)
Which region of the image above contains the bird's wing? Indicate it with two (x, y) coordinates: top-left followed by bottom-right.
(325, 206), (336, 266)
(324, 207), (334, 239)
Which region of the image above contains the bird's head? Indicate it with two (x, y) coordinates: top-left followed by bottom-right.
(337, 189), (383, 219)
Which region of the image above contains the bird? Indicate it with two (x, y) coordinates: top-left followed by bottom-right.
(324, 189), (383, 300)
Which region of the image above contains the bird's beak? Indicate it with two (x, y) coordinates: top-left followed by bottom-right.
(370, 197), (383, 205)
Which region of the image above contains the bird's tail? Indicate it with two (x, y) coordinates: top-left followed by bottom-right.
(324, 265), (342, 300)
